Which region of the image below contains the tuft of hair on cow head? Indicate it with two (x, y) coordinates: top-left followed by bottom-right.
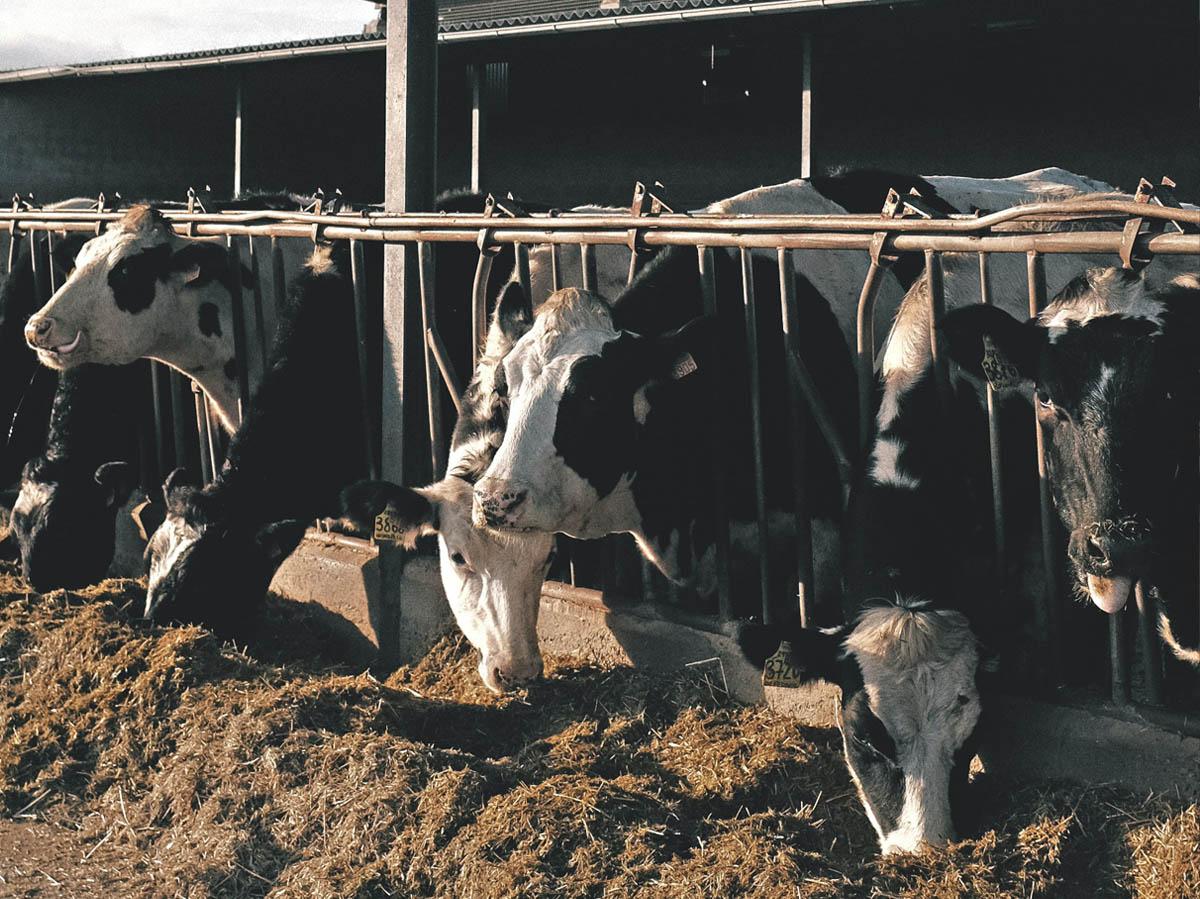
(939, 304), (1046, 391)
(338, 479), (436, 549)
(94, 461), (137, 511)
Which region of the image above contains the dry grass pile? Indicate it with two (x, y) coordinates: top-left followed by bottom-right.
(0, 577), (1196, 898)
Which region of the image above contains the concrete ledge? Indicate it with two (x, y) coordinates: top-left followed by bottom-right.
(275, 542), (1199, 797)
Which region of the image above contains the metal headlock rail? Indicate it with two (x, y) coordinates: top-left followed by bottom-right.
(3, 186), (1198, 732)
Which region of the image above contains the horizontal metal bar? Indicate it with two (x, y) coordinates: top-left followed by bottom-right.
(4, 196), (1195, 232)
(10, 218), (1198, 257)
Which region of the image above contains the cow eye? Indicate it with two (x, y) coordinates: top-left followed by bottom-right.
(449, 551), (467, 566)
(957, 694), (972, 706)
(1035, 390), (1054, 410)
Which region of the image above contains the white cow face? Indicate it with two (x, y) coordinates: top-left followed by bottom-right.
(839, 604), (982, 855)
(740, 600), (984, 856)
(340, 477), (555, 693)
(24, 205), (233, 369)
(473, 288), (622, 536)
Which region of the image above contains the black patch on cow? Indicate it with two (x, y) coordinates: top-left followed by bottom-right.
(107, 243), (172, 313)
(841, 689), (903, 834)
(199, 303), (223, 337)
(223, 359), (238, 381)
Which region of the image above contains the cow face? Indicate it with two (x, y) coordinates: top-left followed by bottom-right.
(143, 469), (306, 636)
(24, 205), (235, 369)
(476, 287), (709, 536)
(942, 269), (1198, 615)
(9, 458), (136, 591)
(741, 601), (984, 855)
(339, 478), (555, 693)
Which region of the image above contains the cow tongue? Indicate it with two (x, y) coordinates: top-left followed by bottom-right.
(1086, 574), (1133, 614)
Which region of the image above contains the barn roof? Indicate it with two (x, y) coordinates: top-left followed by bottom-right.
(0, 0), (905, 84)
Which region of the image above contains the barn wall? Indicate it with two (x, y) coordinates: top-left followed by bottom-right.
(0, 0), (1194, 207)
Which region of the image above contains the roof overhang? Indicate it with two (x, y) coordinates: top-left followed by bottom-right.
(0, 0), (907, 85)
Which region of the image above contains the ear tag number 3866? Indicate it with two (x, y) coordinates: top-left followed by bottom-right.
(373, 508), (406, 544)
(762, 640), (802, 688)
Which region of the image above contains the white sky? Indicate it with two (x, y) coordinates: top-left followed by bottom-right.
(0, 1), (378, 70)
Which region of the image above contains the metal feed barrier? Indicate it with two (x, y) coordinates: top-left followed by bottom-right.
(2, 185), (1197, 729)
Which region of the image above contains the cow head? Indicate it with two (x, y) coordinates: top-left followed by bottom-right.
(24, 205), (238, 369)
(143, 468), (307, 636)
(8, 457), (136, 591)
(741, 599), (985, 855)
(942, 269), (1199, 618)
(339, 478), (555, 693)
(475, 287), (711, 536)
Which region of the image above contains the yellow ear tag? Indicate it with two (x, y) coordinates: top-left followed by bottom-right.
(373, 507), (406, 544)
(981, 335), (1022, 391)
(762, 640), (803, 688)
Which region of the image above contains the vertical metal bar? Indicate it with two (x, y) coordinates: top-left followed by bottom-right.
(1027, 251), (1060, 675)
(469, 64), (485, 194)
(350, 239), (380, 481)
(980, 253), (1007, 583)
(45, 229), (59, 293)
(225, 237), (251, 423)
(417, 241), (446, 477)
(926, 249), (951, 414)
(270, 237), (287, 318)
(246, 237), (269, 377)
(29, 231), (46, 304)
(580, 242), (597, 293)
(5, 227), (18, 275)
(169, 370), (189, 472)
(516, 242), (532, 303)
(1135, 581), (1164, 706)
(778, 248), (814, 628)
(233, 75), (243, 199)
(855, 260), (885, 455)
(740, 248), (771, 625)
(192, 383), (213, 485)
(471, 249), (494, 368)
(698, 246), (732, 621)
(800, 33), (813, 180)
(426, 329), (463, 411)
(202, 397), (219, 484)
(550, 243), (561, 293)
(1110, 607), (1131, 705)
(149, 363), (168, 483)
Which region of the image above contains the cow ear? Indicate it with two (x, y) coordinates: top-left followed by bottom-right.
(130, 497), (166, 543)
(338, 479), (437, 548)
(738, 621), (847, 685)
(939, 305), (1045, 391)
(652, 313), (716, 383)
(94, 462), (137, 510)
(255, 519), (309, 566)
(169, 241), (230, 288)
(487, 281), (533, 352)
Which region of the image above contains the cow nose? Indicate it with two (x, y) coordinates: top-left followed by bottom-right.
(24, 316), (53, 346)
(493, 656), (544, 690)
(1075, 518), (1152, 575)
(473, 479), (530, 528)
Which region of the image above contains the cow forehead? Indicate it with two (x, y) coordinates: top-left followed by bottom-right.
(73, 227), (167, 272)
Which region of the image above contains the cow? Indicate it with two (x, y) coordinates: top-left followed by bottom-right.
(140, 242), (365, 635)
(2, 363), (147, 590)
(942, 267), (1200, 664)
(22, 198), (318, 434)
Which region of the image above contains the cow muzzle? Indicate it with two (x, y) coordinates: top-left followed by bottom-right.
(472, 478), (531, 530)
(1069, 517), (1152, 613)
(24, 316), (84, 357)
(479, 653), (544, 693)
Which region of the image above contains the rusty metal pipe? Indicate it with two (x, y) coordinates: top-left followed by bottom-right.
(580, 242), (597, 292)
(1110, 607), (1131, 705)
(740, 248), (771, 625)
(855, 259), (885, 456)
(697, 246), (732, 622)
(979, 253), (1007, 584)
(425, 328), (463, 414)
(471, 248), (494, 368)
(417, 242), (446, 478)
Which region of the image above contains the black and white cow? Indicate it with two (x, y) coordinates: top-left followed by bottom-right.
(141, 243), (366, 634)
(3, 363), (146, 590)
(942, 268), (1200, 663)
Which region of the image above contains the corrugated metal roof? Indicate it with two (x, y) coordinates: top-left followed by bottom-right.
(0, 0), (899, 82)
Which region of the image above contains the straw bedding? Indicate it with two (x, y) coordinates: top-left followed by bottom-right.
(0, 571), (1195, 898)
